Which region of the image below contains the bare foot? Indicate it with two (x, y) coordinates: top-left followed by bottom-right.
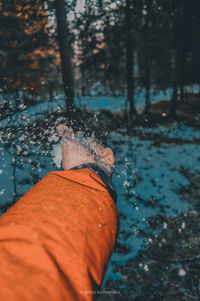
(57, 124), (96, 170)
(57, 124), (114, 175)
(89, 141), (114, 174)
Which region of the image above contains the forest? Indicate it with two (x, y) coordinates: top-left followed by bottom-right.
(0, 0), (200, 300)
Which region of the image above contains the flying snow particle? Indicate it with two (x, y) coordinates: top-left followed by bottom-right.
(163, 222), (168, 229)
(178, 269), (186, 277)
(49, 134), (59, 143)
(51, 144), (62, 168)
(16, 145), (22, 154)
(123, 180), (130, 188)
(143, 264), (149, 272)
(0, 189), (5, 195)
(181, 222), (186, 229)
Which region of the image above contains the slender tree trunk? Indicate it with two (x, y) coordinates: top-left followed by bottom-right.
(179, 0), (186, 104)
(180, 47), (185, 104)
(55, 0), (74, 118)
(169, 51), (179, 119)
(144, 0), (152, 114)
(144, 26), (150, 113)
(126, 45), (135, 119)
(169, 1), (182, 119)
(144, 69), (150, 114)
(125, 0), (137, 124)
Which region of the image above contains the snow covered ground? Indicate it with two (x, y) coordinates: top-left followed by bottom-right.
(1, 121), (200, 284)
(0, 87), (172, 128)
(76, 87), (172, 112)
(103, 130), (200, 283)
(135, 122), (200, 140)
(0, 94), (200, 285)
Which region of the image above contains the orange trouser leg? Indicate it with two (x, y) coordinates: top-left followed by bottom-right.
(0, 169), (119, 301)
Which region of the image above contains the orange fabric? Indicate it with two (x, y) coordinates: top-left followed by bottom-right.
(0, 169), (119, 301)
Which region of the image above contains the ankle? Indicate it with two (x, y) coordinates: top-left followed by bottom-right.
(63, 159), (96, 171)
(96, 163), (113, 177)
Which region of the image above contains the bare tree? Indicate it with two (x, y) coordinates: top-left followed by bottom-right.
(125, 0), (137, 124)
(55, 0), (74, 118)
(144, 0), (152, 115)
(169, 0), (182, 119)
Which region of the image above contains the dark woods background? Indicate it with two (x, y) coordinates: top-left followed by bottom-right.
(1, 0), (200, 121)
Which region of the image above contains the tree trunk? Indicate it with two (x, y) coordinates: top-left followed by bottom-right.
(144, 0), (152, 115)
(179, 46), (185, 104)
(125, 0), (137, 124)
(55, 0), (74, 118)
(169, 1), (182, 119)
(179, 0), (186, 104)
(144, 70), (150, 114)
(169, 47), (180, 119)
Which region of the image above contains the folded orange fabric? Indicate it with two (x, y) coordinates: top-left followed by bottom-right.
(0, 169), (119, 301)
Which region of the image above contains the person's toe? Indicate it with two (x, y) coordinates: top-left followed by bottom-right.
(99, 148), (115, 166)
(91, 143), (104, 154)
(89, 141), (115, 167)
(57, 124), (73, 139)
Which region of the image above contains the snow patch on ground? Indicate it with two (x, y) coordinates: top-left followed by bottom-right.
(103, 130), (200, 283)
(0, 88), (172, 128)
(0, 96), (200, 285)
(1, 125), (199, 285)
(136, 122), (200, 140)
